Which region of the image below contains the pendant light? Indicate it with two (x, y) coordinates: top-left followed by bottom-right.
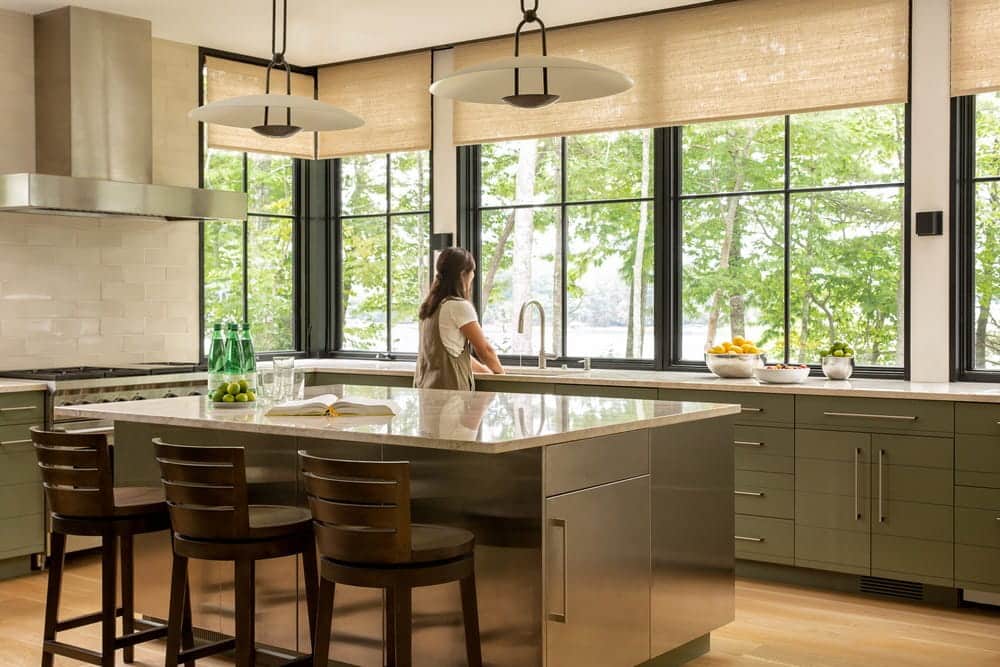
(189, 0), (363, 138)
(430, 0), (633, 109)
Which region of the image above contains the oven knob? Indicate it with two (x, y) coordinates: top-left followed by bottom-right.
(163, 392), (178, 399)
(98, 398), (111, 403)
(114, 397), (127, 402)
(131, 395), (145, 401)
(187, 391), (201, 397)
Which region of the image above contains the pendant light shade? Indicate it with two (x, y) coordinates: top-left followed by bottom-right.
(189, 0), (363, 137)
(430, 0), (633, 109)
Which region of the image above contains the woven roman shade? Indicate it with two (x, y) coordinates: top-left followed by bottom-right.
(452, 0), (909, 145)
(952, 0), (1000, 96)
(316, 51), (432, 159)
(204, 56), (316, 158)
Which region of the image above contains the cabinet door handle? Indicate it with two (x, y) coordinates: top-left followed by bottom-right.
(733, 440), (764, 447)
(735, 490), (765, 497)
(823, 411), (916, 422)
(741, 407), (763, 414)
(0, 406), (36, 412)
(878, 448), (885, 523)
(548, 518), (567, 623)
(735, 535), (765, 542)
(0, 439), (31, 446)
(854, 447), (862, 520)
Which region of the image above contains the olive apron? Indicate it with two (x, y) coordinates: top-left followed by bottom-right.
(414, 298), (476, 391)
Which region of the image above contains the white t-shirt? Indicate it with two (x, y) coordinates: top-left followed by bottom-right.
(438, 299), (479, 357)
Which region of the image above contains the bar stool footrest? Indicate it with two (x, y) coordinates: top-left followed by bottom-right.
(115, 624), (168, 648)
(55, 607), (123, 631)
(42, 639), (103, 665)
(179, 637), (237, 662)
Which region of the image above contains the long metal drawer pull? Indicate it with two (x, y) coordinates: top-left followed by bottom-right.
(854, 447), (862, 520)
(548, 518), (567, 623)
(734, 440), (764, 447)
(878, 449), (885, 523)
(735, 535), (765, 542)
(741, 407), (763, 414)
(823, 411), (917, 422)
(60, 426), (115, 435)
(0, 406), (36, 412)
(735, 490), (765, 497)
(0, 439), (31, 446)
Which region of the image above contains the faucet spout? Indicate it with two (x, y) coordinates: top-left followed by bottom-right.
(517, 300), (550, 369)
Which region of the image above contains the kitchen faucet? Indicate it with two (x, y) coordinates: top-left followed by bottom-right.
(517, 300), (556, 369)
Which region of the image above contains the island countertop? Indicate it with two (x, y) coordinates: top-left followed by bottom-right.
(54, 384), (740, 454)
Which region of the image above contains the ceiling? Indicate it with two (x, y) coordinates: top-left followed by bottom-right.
(0, 0), (702, 64)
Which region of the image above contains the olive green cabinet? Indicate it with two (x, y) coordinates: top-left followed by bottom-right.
(955, 404), (1000, 593)
(310, 372), (412, 388)
(0, 391), (45, 568)
(554, 384), (658, 400)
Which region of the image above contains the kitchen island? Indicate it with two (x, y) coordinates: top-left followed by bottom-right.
(56, 384), (739, 667)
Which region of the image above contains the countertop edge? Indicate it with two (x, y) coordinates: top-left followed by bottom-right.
(0, 379), (50, 394)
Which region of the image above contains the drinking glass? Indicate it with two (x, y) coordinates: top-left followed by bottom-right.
(272, 356), (296, 402)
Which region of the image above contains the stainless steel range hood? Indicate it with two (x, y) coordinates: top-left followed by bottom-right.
(0, 7), (246, 221)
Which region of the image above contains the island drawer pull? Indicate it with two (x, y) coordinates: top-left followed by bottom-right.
(878, 448), (886, 523)
(733, 440), (764, 447)
(735, 535), (764, 542)
(854, 447), (862, 520)
(0, 406), (36, 413)
(59, 426), (115, 435)
(0, 439), (31, 446)
(548, 518), (567, 623)
(735, 490), (765, 497)
(823, 411), (917, 422)
(741, 407), (763, 414)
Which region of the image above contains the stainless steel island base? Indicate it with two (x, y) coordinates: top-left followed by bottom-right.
(113, 415), (734, 667)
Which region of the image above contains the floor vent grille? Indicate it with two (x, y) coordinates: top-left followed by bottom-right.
(859, 575), (924, 601)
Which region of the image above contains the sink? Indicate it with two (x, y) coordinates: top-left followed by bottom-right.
(503, 366), (589, 377)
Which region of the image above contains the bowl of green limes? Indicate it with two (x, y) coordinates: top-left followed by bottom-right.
(819, 342), (854, 380)
(210, 379), (257, 408)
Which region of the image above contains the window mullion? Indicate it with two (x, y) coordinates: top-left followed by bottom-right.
(783, 115), (791, 365)
(385, 154), (393, 353)
(242, 152), (249, 326)
(560, 137), (569, 358)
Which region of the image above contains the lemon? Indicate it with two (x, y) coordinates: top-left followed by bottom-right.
(740, 343), (755, 353)
(733, 335), (746, 346)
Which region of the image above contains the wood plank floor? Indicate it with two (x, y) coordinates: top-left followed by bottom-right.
(0, 553), (996, 665)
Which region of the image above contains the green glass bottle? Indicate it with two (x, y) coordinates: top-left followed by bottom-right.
(240, 322), (256, 373)
(207, 323), (225, 373)
(223, 322), (244, 374)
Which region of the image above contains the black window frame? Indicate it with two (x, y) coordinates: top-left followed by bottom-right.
(461, 109), (911, 378)
(328, 151), (434, 360)
(197, 48), (308, 361)
(952, 94), (1000, 382)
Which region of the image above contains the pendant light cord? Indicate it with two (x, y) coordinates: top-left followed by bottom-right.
(262, 0), (293, 127)
(512, 0), (550, 97)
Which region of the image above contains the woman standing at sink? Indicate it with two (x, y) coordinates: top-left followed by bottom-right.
(414, 247), (505, 390)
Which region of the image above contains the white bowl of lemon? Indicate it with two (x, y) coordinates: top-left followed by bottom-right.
(705, 337), (765, 378)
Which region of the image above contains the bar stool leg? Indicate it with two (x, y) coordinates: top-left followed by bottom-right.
(312, 578), (335, 667)
(234, 559), (256, 667)
(385, 587), (396, 667)
(100, 534), (118, 667)
(391, 586), (412, 667)
(460, 571), (483, 667)
(121, 534), (135, 663)
(41, 532), (66, 667)
(302, 540), (319, 642)
(164, 552), (189, 667)
(182, 577), (195, 667)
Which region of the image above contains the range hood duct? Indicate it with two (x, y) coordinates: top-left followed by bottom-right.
(0, 6), (246, 221)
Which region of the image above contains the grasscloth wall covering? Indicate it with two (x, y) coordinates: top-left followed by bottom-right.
(452, 0), (910, 145)
(951, 0), (1000, 96)
(316, 51), (432, 159)
(204, 55), (316, 158)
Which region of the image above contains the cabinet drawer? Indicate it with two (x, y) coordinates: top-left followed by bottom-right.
(478, 380), (557, 395)
(956, 403), (1000, 436)
(796, 429), (869, 462)
(872, 500), (953, 541)
(795, 525), (869, 575)
(795, 396), (953, 434)
(0, 424), (35, 447)
(733, 426), (793, 473)
(658, 390), (793, 426)
(0, 392), (44, 427)
(544, 430), (649, 497)
(956, 435), (1000, 488)
(0, 483), (43, 520)
(871, 434), (953, 469)
(555, 384), (658, 400)
(956, 486), (1000, 511)
(0, 440), (40, 487)
(0, 513), (44, 560)
(956, 507), (1000, 548)
(735, 515), (793, 564)
(872, 535), (953, 586)
(956, 543), (1000, 587)
(734, 471), (793, 519)
(312, 372), (412, 388)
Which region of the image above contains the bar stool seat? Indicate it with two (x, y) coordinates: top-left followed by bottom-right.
(112, 486), (167, 516)
(407, 524), (475, 564)
(247, 504), (312, 538)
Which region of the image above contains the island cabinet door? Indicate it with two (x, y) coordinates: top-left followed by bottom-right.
(544, 475), (651, 667)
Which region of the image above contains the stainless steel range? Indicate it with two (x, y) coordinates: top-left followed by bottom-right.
(2, 363), (207, 555)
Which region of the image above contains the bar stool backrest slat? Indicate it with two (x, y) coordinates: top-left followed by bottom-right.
(31, 427), (115, 518)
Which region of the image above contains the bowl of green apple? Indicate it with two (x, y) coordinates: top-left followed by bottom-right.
(819, 342), (855, 380)
(210, 379), (257, 408)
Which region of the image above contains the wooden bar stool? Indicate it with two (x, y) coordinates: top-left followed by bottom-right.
(299, 452), (482, 667)
(153, 438), (319, 667)
(31, 426), (191, 667)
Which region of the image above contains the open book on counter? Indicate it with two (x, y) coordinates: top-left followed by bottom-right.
(265, 394), (400, 417)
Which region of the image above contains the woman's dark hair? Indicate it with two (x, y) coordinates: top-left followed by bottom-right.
(419, 247), (476, 320)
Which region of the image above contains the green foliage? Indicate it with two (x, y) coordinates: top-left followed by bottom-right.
(974, 92), (1000, 369)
